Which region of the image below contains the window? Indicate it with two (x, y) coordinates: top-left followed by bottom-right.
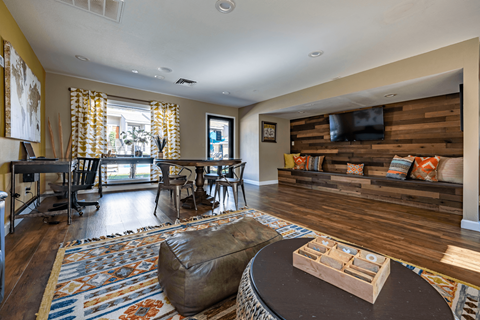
(106, 101), (152, 181)
(207, 115), (234, 175)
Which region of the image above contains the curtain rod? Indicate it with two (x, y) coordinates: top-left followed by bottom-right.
(68, 88), (151, 104)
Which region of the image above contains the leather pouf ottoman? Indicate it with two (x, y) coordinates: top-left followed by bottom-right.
(157, 216), (283, 316)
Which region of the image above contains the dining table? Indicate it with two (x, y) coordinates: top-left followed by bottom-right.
(155, 158), (242, 208)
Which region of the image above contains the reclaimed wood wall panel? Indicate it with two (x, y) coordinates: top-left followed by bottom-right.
(278, 169), (463, 215)
(290, 94), (462, 177)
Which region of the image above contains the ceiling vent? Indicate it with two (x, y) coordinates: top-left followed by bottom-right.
(57, 0), (124, 23)
(175, 78), (197, 87)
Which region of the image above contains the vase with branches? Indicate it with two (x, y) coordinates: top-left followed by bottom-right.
(121, 128), (151, 157)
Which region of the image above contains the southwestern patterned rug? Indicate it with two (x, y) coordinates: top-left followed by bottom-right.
(37, 209), (479, 320)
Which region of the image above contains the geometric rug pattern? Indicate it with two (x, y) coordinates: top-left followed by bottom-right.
(37, 209), (479, 320)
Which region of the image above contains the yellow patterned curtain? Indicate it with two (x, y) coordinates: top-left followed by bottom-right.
(150, 101), (181, 180)
(70, 88), (107, 186)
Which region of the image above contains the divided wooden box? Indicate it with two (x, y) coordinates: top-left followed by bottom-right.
(293, 238), (390, 304)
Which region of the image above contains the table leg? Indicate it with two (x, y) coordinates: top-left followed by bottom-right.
(10, 164), (15, 234)
(99, 162), (103, 198)
(36, 179), (41, 207)
(68, 168), (72, 225)
(182, 166), (219, 208)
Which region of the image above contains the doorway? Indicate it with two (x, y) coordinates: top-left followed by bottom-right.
(207, 115), (234, 175)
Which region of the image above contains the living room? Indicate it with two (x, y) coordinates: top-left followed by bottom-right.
(1, 1), (480, 319)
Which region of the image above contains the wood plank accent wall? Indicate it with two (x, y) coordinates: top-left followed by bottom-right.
(290, 93), (462, 177)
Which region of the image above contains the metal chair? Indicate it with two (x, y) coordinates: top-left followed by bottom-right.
(212, 162), (247, 211)
(48, 157), (101, 216)
(204, 166), (222, 195)
(153, 162), (197, 222)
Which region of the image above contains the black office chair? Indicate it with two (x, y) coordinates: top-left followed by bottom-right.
(153, 162), (197, 223)
(49, 157), (101, 216)
(212, 162), (247, 211)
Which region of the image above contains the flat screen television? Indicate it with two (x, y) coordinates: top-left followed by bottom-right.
(329, 107), (384, 142)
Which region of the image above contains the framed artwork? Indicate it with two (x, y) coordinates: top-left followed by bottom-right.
(261, 121), (277, 143)
(4, 40), (41, 142)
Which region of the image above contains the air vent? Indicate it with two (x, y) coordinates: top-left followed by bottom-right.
(175, 78), (197, 87)
(57, 0), (124, 23)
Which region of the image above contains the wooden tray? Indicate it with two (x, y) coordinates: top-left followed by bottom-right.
(293, 238), (390, 304)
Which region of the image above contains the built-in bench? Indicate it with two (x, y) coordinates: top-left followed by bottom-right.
(278, 168), (463, 215)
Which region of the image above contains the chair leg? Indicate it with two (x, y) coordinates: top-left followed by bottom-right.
(212, 182), (219, 210)
(232, 184), (239, 211)
(223, 186), (227, 205)
(153, 185), (161, 216)
(191, 186), (197, 211)
(175, 187), (181, 221)
(240, 183), (247, 207)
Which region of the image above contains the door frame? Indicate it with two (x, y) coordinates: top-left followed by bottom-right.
(205, 113), (236, 158)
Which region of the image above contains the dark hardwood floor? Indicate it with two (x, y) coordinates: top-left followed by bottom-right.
(1, 183), (480, 319)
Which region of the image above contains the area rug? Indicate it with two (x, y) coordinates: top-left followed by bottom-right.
(37, 209), (479, 320)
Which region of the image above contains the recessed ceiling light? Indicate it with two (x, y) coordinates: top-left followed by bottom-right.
(215, 0), (236, 13)
(75, 55), (89, 61)
(308, 51), (324, 58)
(384, 93), (397, 98)
(332, 76), (341, 81)
(132, 69), (139, 73)
(158, 67), (173, 73)
(298, 111), (306, 114)
(222, 91), (230, 95)
(154, 75), (165, 80)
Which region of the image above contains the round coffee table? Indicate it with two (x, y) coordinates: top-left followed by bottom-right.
(237, 238), (454, 320)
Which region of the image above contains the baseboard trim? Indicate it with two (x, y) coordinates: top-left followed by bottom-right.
(244, 179), (278, 186)
(461, 219), (480, 232)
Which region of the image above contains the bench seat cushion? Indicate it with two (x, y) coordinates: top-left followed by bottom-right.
(157, 217), (283, 316)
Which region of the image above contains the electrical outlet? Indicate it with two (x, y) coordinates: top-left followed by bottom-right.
(25, 187), (31, 196)
(291, 141), (295, 146)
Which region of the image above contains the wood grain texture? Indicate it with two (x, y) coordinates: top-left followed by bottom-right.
(291, 94), (462, 177)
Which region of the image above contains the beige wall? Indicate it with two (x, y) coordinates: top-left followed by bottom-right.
(0, 0), (46, 226)
(239, 38), (480, 229)
(45, 73), (239, 179)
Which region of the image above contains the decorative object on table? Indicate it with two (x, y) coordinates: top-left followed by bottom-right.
(437, 156), (463, 184)
(284, 153), (300, 168)
(346, 162), (364, 175)
(410, 156), (440, 181)
(261, 121), (277, 143)
(212, 162), (247, 211)
(293, 238), (390, 304)
(158, 216), (282, 316)
(121, 127), (151, 157)
(101, 150), (116, 158)
(305, 155), (324, 171)
(47, 117), (58, 158)
(386, 155), (415, 180)
(4, 41), (41, 142)
(153, 135), (167, 159)
(293, 155), (306, 170)
(150, 101), (181, 179)
(37, 208), (479, 320)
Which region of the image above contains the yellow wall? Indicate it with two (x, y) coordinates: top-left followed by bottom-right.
(0, 0), (46, 225)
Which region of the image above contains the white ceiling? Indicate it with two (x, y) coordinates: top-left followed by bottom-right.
(266, 69), (463, 119)
(4, 0), (480, 108)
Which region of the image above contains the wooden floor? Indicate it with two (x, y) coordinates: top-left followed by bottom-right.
(1, 183), (480, 319)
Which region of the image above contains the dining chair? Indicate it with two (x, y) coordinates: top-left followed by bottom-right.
(204, 166), (221, 195)
(153, 162), (197, 222)
(212, 162), (247, 211)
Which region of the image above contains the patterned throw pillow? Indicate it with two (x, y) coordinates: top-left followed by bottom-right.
(437, 157), (463, 184)
(293, 156), (306, 170)
(284, 153), (300, 169)
(346, 163), (364, 176)
(305, 155), (325, 172)
(386, 155), (415, 180)
(410, 156), (440, 181)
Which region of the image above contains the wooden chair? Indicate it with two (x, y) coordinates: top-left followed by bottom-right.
(48, 157), (101, 216)
(153, 162), (197, 222)
(212, 162), (247, 211)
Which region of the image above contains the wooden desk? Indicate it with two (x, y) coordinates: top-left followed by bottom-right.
(98, 157), (155, 197)
(10, 160), (76, 234)
(155, 158), (242, 207)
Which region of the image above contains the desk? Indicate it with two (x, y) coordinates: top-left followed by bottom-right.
(155, 158), (242, 207)
(10, 160), (76, 234)
(98, 157), (155, 197)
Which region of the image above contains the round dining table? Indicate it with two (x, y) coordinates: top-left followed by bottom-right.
(155, 158), (242, 208)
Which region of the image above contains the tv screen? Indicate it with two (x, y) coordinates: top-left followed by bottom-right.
(329, 107), (384, 142)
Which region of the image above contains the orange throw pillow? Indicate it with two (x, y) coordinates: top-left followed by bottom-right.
(410, 156), (440, 182)
(293, 156), (306, 170)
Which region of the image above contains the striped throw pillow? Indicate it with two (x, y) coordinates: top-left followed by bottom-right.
(305, 156), (325, 172)
(346, 163), (364, 176)
(386, 155), (415, 180)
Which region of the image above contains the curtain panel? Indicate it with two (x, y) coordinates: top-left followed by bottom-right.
(150, 101), (181, 180)
(70, 88), (107, 186)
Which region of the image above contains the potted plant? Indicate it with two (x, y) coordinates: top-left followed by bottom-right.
(154, 135), (167, 159)
(121, 128), (151, 157)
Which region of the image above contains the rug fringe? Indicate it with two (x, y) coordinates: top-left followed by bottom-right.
(61, 207), (250, 248)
